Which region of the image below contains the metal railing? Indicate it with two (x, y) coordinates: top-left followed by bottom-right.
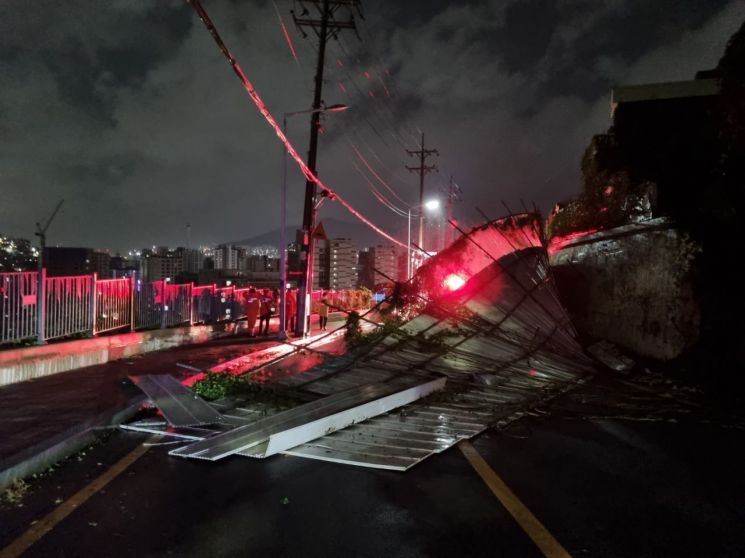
(163, 283), (192, 328)
(45, 275), (92, 340)
(95, 277), (132, 334)
(0, 272), (37, 345)
(134, 281), (162, 330)
(0, 269), (371, 347)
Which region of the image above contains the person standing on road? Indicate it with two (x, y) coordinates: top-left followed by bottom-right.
(286, 287), (297, 334)
(258, 288), (273, 336)
(245, 288), (260, 337)
(319, 290), (329, 331)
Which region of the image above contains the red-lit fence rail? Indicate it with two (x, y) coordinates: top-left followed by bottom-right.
(95, 277), (133, 334)
(190, 285), (250, 324)
(163, 283), (192, 327)
(132, 280), (190, 330)
(45, 275), (92, 340)
(1, 270), (370, 347)
(133, 280), (161, 330)
(0, 272), (37, 345)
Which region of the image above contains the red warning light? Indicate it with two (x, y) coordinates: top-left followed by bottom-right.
(443, 274), (466, 291)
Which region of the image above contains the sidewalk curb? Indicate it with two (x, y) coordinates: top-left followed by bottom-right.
(0, 395), (145, 492)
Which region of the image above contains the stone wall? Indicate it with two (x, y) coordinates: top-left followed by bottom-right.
(550, 219), (700, 360)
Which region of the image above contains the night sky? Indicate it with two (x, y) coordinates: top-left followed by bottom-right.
(1, 0), (742, 252)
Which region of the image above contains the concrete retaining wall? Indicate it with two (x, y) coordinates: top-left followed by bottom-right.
(0, 323), (244, 387)
(550, 219), (701, 360)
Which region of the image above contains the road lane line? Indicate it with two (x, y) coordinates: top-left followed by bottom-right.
(459, 440), (572, 558)
(0, 436), (158, 558)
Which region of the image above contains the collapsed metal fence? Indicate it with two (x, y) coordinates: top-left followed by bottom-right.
(0, 271), (365, 346)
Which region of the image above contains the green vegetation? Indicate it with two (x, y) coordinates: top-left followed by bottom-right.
(346, 316), (406, 348)
(343, 311), (364, 345)
(190, 372), (245, 400)
(190, 372), (299, 410)
(547, 137), (656, 240)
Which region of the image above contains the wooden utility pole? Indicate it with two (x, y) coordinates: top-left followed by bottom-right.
(293, 0), (360, 336)
(406, 133), (438, 250)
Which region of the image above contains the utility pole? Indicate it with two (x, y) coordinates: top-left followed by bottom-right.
(406, 132), (438, 250)
(446, 176), (462, 247)
(292, 0), (360, 336)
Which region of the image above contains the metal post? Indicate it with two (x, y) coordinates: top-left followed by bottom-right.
(36, 267), (46, 345)
(418, 136), (425, 252)
(129, 275), (135, 331)
(279, 115), (288, 340)
(90, 272), (98, 336)
(188, 282), (195, 326)
(211, 283), (217, 323)
(407, 208), (412, 281)
(160, 279), (167, 329)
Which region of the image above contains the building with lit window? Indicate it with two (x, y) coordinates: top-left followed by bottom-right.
(329, 238), (358, 290)
(313, 239), (329, 290)
(214, 244), (246, 270)
(140, 248), (184, 282)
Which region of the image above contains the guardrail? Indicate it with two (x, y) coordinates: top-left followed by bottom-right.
(0, 272), (37, 345)
(0, 270), (371, 347)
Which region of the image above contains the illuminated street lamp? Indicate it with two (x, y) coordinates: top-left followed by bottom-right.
(407, 198), (440, 280)
(280, 104), (349, 340)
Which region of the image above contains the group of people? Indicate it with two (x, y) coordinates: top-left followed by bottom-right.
(243, 287), (330, 337)
(243, 287), (299, 337)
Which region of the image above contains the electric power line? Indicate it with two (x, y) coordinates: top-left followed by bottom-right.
(186, 0), (410, 252)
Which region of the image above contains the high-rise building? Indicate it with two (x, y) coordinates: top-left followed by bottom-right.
(243, 255), (280, 273)
(214, 244), (245, 270)
(357, 245), (397, 289)
(329, 238), (358, 290)
(180, 248), (204, 274)
(140, 249), (183, 282)
(110, 255), (139, 278)
(313, 238), (330, 290)
(90, 251), (111, 278)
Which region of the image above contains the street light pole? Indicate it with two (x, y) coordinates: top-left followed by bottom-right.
(407, 199), (440, 281)
(278, 114), (289, 340)
(407, 207), (412, 280)
(281, 105), (348, 339)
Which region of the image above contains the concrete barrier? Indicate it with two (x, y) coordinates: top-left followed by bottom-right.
(0, 322), (245, 387)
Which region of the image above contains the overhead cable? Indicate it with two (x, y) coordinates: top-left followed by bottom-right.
(187, 0), (411, 252)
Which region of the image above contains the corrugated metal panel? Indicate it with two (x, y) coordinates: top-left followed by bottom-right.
(284, 389), (496, 471)
(129, 374), (226, 427)
(169, 376), (444, 461)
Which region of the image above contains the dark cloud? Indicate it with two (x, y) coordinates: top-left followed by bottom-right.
(0, 0), (742, 252)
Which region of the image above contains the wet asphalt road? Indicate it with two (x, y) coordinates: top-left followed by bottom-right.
(3, 413), (744, 557)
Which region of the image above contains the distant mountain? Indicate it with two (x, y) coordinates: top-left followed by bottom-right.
(228, 218), (384, 249)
